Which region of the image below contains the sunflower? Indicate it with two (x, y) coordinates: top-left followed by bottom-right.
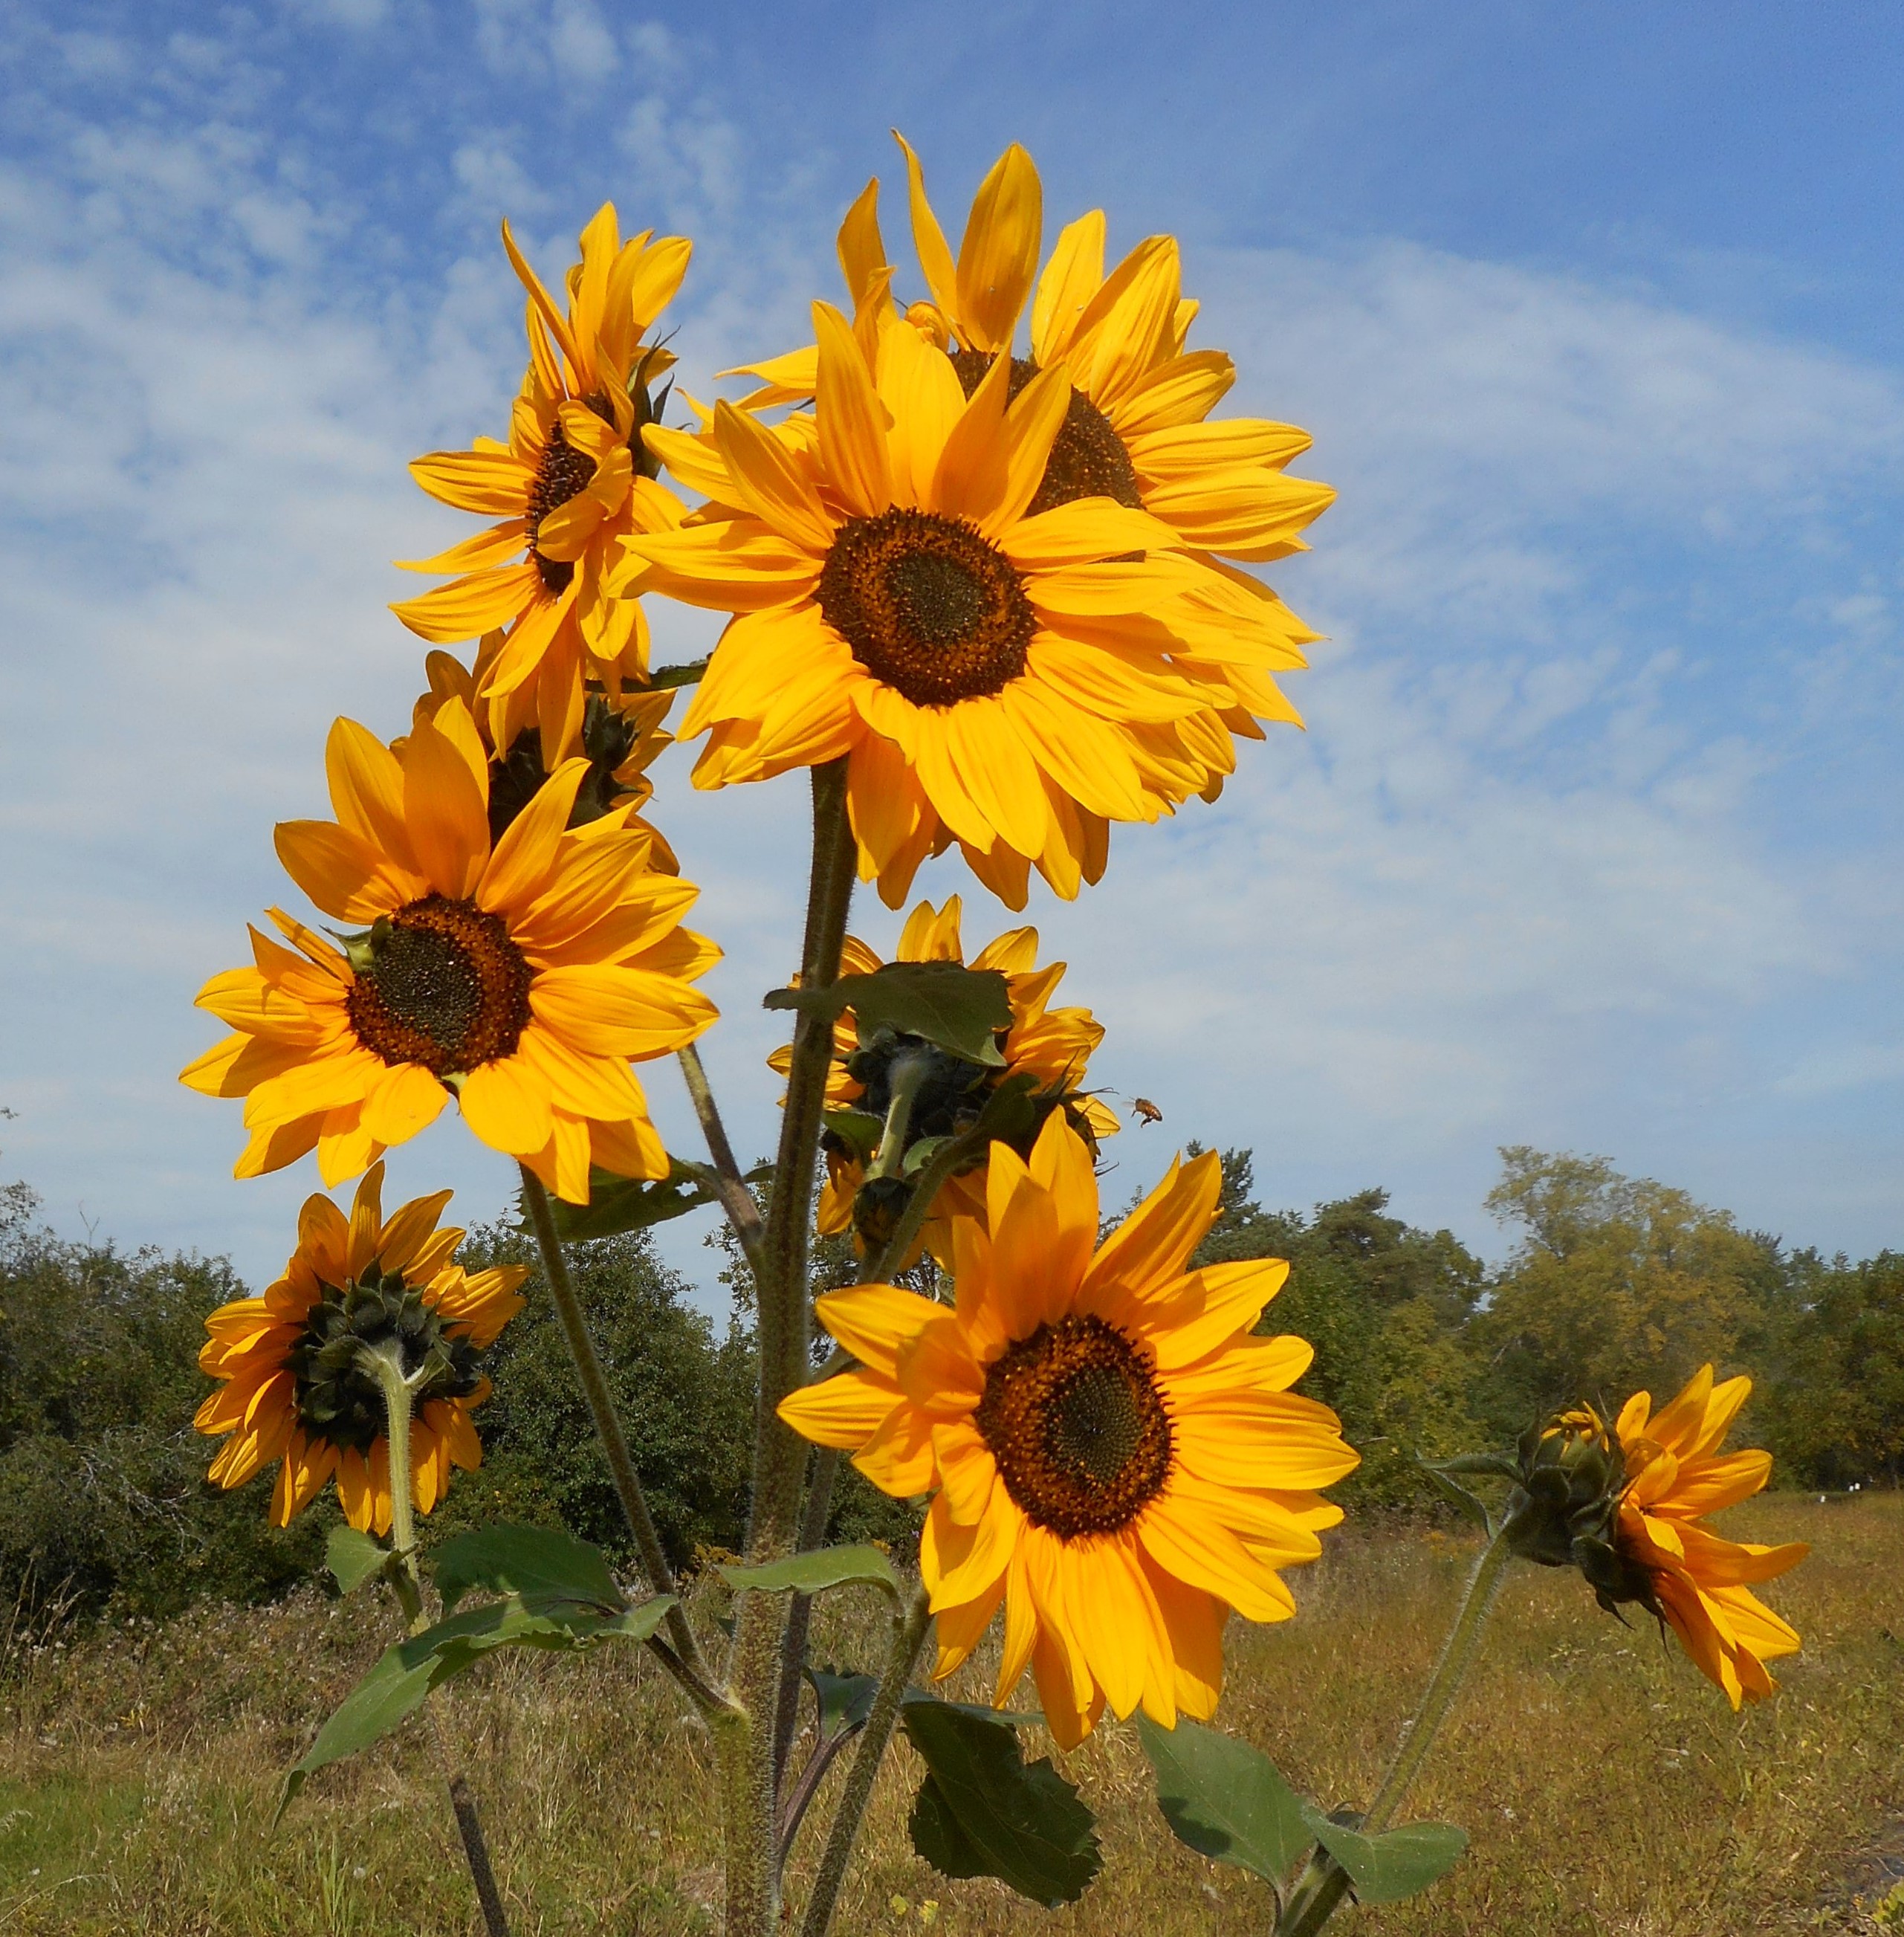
(393, 204), (691, 762)
(771, 895), (1118, 1256)
(734, 137), (1331, 575)
(778, 1113), (1357, 1746)
(197, 1163), (527, 1532)
(693, 138), (1330, 902)
(412, 638), (681, 871)
(1600, 1366), (1809, 1708)
(626, 288), (1301, 910)
(179, 696), (718, 1202)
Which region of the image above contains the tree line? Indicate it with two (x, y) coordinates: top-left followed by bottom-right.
(1, 1145), (1894, 1624)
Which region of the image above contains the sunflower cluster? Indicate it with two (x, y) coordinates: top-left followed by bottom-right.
(179, 137), (1804, 1788)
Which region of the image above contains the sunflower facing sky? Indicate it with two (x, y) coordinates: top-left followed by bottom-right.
(732, 135), (1333, 581)
(393, 204), (690, 763)
(412, 637), (681, 870)
(1605, 1367), (1808, 1708)
(773, 896), (1120, 1253)
(779, 1114), (1358, 1747)
(197, 1164), (527, 1533)
(626, 277), (1309, 908)
(179, 696), (717, 1201)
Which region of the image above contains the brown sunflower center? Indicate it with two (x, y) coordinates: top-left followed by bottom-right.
(526, 421), (598, 596)
(950, 349), (1144, 520)
(974, 1314), (1172, 1537)
(346, 896), (533, 1076)
(816, 506), (1035, 707)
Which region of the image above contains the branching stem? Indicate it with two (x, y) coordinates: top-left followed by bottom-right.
(728, 760), (857, 1937)
(516, 1165), (726, 1713)
(797, 1580), (933, 1937)
(677, 1042), (767, 1278)
(1278, 1524), (1513, 1936)
(362, 1344), (512, 1937)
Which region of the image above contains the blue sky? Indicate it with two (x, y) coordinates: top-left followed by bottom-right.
(1, 0), (1899, 1303)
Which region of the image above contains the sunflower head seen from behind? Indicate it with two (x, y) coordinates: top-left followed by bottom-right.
(394, 205), (691, 762)
(179, 696), (717, 1202)
(197, 1164), (526, 1533)
(412, 641), (681, 871)
(775, 895), (1119, 1258)
(779, 1113), (1358, 1747)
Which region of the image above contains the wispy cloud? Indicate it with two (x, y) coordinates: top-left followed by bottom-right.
(1, 7), (1898, 1298)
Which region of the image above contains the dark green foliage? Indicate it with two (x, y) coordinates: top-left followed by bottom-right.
(1757, 1248), (1904, 1488)
(4, 1131), (1894, 1631)
(0, 1190), (324, 1620)
(437, 1220), (756, 1569)
(1187, 1148), (1488, 1507)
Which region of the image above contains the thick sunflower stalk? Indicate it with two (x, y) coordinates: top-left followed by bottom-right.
(179, 136), (1809, 1937)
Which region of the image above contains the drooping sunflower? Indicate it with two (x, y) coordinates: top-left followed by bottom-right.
(179, 696), (717, 1201)
(779, 1114), (1358, 1746)
(197, 1163), (527, 1533)
(412, 638), (681, 871)
(625, 293), (1297, 910)
(771, 895), (1119, 1255)
(393, 204), (690, 762)
(1600, 1366), (1809, 1708)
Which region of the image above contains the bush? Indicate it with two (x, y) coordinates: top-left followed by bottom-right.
(0, 1192), (323, 1621)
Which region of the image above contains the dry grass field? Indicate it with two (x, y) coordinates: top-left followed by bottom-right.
(2, 1494), (1899, 1936)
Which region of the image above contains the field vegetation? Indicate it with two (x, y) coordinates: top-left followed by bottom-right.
(3, 1495), (1898, 1933)
(2, 1143), (1900, 1930)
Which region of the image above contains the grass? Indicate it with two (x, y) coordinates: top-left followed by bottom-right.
(2, 1493), (1899, 1935)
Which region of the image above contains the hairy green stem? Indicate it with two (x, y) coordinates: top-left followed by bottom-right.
(797, 1581), (933, 1937)
(676, 1042), (767, 1278)
(1278, 1525), (1513, 1937)
(752, 757), (856, 1548)
(726, 760), (857, 1937)
(866, 1050), (931, 1181)
(771, 1447), (843, 1792)
(517, 1165), (722, 1708)
(364, 1346), (512, 1937)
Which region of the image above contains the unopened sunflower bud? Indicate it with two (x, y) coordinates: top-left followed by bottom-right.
(1500, 1406), (1626, 1570)
(852, 1174), (914, 1252)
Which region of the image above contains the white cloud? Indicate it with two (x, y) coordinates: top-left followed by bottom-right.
(550, 0), (618, 84)
(1, 98), (1900, 1296)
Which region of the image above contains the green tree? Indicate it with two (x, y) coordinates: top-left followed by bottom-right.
(1759, 1248), (1904, 1487)
(1188, 1149), (1487, 1507)
(0, 1191), (323, 1620)
(447, 1218), (758, 1565)
(1471, 1146), (1778, 1435)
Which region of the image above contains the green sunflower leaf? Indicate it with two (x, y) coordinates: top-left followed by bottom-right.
(325, 1526), (393, 1597)
(534, 1159), (770, 1243)
(647, 658), (710, 690)
(432, 1523), (626, 1617)
(901, 1698), (1101, 1907)
(809, 1667), (881, 1735)
(822, 1108), (886, 1162)
(765, 962), (1012, 1067)
(1301, 1811), (1469, 1905)
(1136, 1714), (1314, 1886)
(277, 1590), (674, 1823)
(718, 1544), (901, 1603)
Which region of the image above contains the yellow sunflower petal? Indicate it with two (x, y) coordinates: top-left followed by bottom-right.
(814, 301), (891, 517)
(1032, 210), (1106, 364)
(954, 142), (1042, 355)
